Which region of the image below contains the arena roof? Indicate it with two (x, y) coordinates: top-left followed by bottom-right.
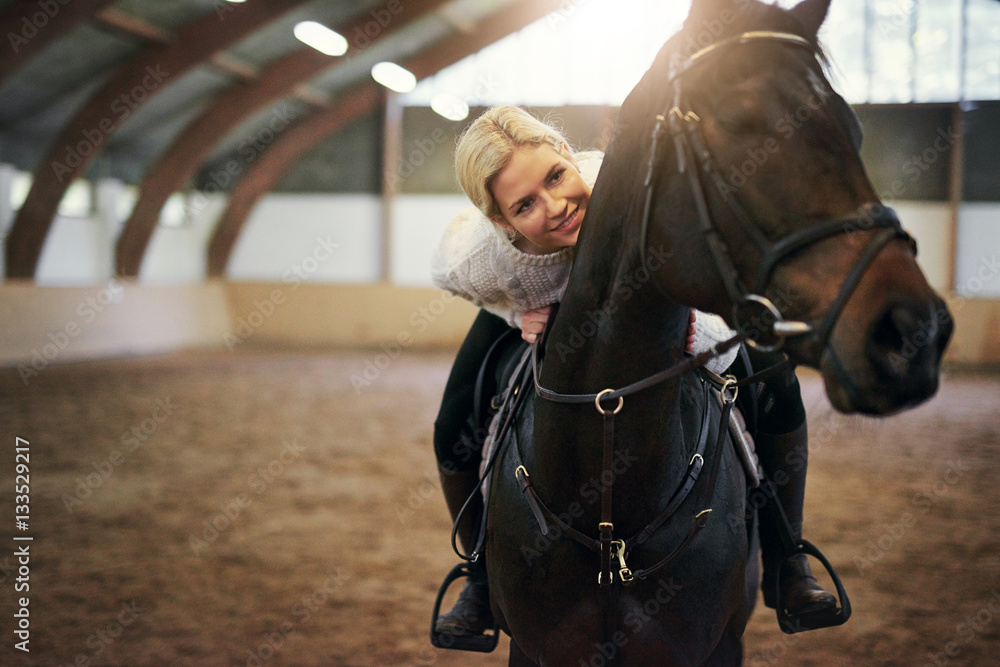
(0, 0), (555, 278)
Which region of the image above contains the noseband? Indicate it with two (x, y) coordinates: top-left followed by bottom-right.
(639, 30), (916, 352)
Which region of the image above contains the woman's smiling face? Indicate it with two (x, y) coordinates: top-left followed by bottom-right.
(489, 144), (591, 255)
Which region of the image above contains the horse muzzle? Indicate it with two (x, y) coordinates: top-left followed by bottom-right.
(820, 293), (953, 415)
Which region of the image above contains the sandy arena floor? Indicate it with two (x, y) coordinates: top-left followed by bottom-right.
(0, 348), (998, 666)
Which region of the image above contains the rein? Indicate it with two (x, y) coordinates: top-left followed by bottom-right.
(520, 31), (915, 588)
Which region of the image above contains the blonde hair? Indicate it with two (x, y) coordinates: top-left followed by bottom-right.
(455, 105), (573, 224)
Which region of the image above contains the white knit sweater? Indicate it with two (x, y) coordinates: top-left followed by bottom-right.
(431, 152), (738, 373)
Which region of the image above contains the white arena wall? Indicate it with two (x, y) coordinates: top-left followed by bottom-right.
(0, 186), (997, 369)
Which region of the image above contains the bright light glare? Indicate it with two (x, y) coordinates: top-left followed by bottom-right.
(293, 21), (348, 57)
(160, 194), (186, 228)
(371, 62), (417, 93)
(430, 93), (469, 121)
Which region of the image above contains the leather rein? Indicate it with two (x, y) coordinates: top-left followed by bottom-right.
(511, 31), (917, 587)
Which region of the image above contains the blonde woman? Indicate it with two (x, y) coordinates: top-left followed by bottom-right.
(431, 106), (834, 639)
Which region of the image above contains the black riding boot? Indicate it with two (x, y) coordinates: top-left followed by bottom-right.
(434, 465), (494, 636)
(756, 423), (838, 616)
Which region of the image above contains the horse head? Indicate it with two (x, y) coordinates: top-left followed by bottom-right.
(595, 0), (952, 415)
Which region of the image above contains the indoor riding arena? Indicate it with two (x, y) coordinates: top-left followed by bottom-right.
(2, 1), (999, 666)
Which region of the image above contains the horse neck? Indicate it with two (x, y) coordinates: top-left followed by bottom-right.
(533, 246), (692, 515)
(547, 263), (688, 391)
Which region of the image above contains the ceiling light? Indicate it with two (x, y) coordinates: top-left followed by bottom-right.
(431, 93), (469, 121)
(293, 21), (348, 57)
(371, 62), (416, 93)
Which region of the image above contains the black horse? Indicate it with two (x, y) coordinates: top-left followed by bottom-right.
(453, 0), (951, 663)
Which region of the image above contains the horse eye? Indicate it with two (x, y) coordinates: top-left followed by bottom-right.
(719, 110), (769, 135)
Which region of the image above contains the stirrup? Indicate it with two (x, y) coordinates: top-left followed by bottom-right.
(772, 539), (852, 634)
(429, 562), (500, 653)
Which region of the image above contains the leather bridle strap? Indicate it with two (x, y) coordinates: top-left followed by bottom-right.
(624, 385), (734, 582)
(754, 205), (908, 296)
(512, 374), (730, 585)
(639, 30), (917, 353)
(531, 330), (743, 405)
(814, 224), (903, 348)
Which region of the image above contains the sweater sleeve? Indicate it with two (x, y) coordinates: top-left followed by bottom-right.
(691, 310), (740, 374)
(431, 207), (518, 326)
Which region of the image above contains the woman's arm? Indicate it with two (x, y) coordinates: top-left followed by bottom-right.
(520, 307), (719, 363)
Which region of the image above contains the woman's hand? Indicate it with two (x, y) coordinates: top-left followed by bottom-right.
(520, 306), (552, 344)
(686, 309), (696, 354)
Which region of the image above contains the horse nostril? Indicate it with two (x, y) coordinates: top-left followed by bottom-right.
(871, 307), (907, 375)
(868, 301), (945, 381)
(889, 304), (919, 337)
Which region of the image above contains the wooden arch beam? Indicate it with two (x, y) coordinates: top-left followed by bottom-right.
(4, 0), (311, 279)
(0, 0), (116, 86)
(207, 0), (567, 278)
(114, 0), (451, 278)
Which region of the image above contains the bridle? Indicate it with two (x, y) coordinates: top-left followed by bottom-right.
(638, 30), (916, 353)
(513, 31), (912, 595)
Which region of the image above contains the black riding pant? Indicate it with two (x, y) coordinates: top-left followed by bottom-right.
(733, 346), (807, 436)
(434, 309), (514, 473)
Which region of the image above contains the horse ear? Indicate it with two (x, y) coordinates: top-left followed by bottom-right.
(789, 0), (832, 37)
(683, 0), (750, 33)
